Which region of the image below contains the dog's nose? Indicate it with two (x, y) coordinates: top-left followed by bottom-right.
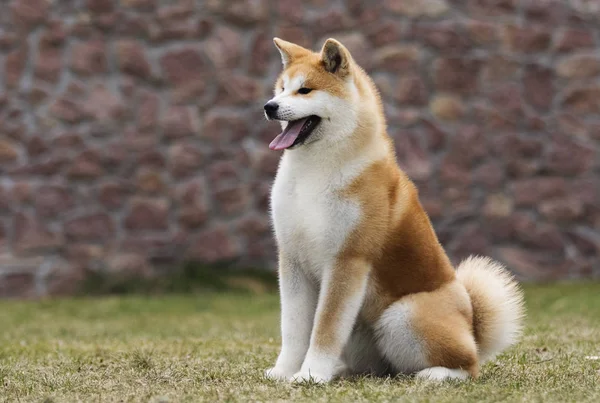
(264, 102), (279, 117)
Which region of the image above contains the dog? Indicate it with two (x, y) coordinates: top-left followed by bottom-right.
(263, 37), (525, 383)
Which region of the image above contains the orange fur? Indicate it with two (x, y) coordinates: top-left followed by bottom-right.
(313, 257), (371, 353)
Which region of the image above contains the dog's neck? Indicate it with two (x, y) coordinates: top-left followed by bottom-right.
(281, 122), (392, 184)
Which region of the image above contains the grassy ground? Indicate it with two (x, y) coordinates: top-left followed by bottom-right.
(1, 282), (599, 402)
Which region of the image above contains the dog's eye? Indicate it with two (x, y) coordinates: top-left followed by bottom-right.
(298, 88), (313, 95)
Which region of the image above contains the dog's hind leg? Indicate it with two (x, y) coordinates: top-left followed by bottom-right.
(374, 284), (479, 381)
(374, 299), (431, 375)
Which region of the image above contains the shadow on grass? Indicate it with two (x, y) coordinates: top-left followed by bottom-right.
(80, 262), (278, 296)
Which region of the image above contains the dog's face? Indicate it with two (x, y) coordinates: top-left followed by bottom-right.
(264, 38), (359, 151)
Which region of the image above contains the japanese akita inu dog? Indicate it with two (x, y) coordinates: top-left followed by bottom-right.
(263, 37), (525, 383)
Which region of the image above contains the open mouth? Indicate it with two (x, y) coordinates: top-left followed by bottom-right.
(269, 115), (322, 151)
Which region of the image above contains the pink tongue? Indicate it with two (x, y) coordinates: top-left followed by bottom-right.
(269, 118), (308, 151)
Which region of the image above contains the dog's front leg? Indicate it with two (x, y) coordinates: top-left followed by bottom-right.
(265, 254), (317, 381)
(292, 257), (370, 383)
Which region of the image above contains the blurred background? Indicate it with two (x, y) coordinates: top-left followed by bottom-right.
(0, 0), (599, 298)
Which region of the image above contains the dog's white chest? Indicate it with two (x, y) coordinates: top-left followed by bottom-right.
(271, 155), (361, 276)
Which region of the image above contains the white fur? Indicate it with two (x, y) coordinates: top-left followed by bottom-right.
(375, 300), (430, 373)
(267, 68), (389, 383)
(276, 47), (291, 66)
(416, 367), (470, 381)
(291, 351), (343, 384)
(265, 258), (317, 381)
(456, 256), (525, 363)
(272, 157), (360, 279)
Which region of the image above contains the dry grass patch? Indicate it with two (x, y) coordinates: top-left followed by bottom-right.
(0, 283), (599, 402)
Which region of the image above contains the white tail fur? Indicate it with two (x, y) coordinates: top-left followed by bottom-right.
(456, 256), (526, 363)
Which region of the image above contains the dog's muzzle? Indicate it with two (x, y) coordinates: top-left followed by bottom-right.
(264, 101), (279, 119)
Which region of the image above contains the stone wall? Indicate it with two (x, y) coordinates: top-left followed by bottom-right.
(1, 0), (599, 297)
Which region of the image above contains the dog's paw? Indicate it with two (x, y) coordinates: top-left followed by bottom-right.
(291, 370), (331, 384)
(415, 367), (470, 381)
(264, 367), (294, 381)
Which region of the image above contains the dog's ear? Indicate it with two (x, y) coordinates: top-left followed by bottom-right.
(273, 38), (308, 68)
(320, 39), (351, 76)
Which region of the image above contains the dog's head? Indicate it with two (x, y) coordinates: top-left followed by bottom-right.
(265, 38), (360, 151)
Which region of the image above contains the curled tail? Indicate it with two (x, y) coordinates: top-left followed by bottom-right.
(456, 256), (526, 363)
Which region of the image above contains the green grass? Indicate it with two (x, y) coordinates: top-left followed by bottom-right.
(1, 283), (599, 402)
